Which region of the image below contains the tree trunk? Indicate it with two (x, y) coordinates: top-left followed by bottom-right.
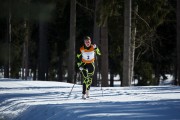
(92, 0), (100, 86)
(174, 63), (178, 85)
(177, 0), (180, 85)
(110, 71), (114, 87)
(32, 66), (37, 80)
(38, 21), (48, 81)
(154, 63), (160, 85)
(122, 0), (131, 87)
(22, 20), (29, 80)
(130, 4), (138, 85)
(4, 0), (12, 78)
(58, 54), (63, 82)
(68, 0), (76, 83)
(101, 20), (109, 87)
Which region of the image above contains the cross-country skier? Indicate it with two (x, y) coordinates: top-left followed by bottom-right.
(76, 36), (101, 99)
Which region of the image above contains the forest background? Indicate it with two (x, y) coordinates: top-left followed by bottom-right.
(0, 0), (179, 87)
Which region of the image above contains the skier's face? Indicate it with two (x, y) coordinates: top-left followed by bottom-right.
(84, 39), (91, 47)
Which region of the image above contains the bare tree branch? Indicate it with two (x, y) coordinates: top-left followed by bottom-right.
(76, 1), (94, 13)
(133, 10), (151, 29)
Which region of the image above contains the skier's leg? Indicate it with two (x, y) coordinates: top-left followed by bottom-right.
(81, 67), (89, 99)
(82, 83), (86, 99)
(86, 86), (90, 98)
(87, 85), (90, 90)
(81, 63), (95, 99)
(87, 63), (95, 87)
(85, 63), (95, 98)
(82, 83), (86, 94)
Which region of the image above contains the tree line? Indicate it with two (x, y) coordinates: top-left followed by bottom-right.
(0, 0), (179, 86)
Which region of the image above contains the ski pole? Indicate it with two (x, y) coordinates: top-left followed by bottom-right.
(101, 78), (103, 97)
(67, 72), (77, 99)
(67, 83), (75, 98)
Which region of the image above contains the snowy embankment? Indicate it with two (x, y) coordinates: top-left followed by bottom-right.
(0, 78), (180, 120)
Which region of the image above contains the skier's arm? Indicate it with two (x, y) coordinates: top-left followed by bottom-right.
(95, 47), (101, 55)
(93, 44), (101, 55)
(76, 50), (83, 68)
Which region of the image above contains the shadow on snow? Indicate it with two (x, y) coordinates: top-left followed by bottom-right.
(14, 99), (180, 120)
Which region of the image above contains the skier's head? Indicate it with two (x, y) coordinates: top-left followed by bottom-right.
(84, 36), (91, 47)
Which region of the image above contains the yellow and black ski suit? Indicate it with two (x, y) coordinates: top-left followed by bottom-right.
(76, 44), (101, 94)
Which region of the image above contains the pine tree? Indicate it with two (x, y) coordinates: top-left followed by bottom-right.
(101, 20), (109, 87)
(38, 20), (48, 80)
(68, 0), (76, 83)
(93, 0), (101, 86)
(177, 0), (180, 85)
(22, 0), (30, 80)
(98, 0), (109, 87)
(122, 0), (131, 86)
(4, 0), (12, 78)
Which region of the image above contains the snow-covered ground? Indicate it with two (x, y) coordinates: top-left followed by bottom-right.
(0, 78), (180, 120)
